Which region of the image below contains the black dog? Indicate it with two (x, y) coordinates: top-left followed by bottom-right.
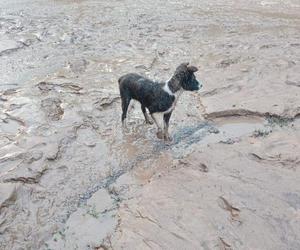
(118, 62), (202, 140)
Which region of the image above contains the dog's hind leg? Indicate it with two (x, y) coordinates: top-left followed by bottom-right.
(121, 96), (131, 127)
(151, 113), (164, 139)
(141, 105), (153, 124)
(163, 112), (172, 141)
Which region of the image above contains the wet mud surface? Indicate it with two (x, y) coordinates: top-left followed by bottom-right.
(0, 0), (300, 249)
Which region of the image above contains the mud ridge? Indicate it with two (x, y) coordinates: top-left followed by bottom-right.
(3, 167), (48, 184)
(205, 109), (299, 122)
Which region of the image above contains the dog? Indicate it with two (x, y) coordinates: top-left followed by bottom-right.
(118, 62), (202, 140)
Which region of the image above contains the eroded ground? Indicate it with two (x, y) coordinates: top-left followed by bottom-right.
(0, 0), (300, 249)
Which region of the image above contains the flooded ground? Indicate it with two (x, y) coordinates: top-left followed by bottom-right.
(0, 0), (300, 249)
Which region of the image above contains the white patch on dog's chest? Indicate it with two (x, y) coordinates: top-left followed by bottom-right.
(162, 83), (183, 114)
(163, 82), (174, 96)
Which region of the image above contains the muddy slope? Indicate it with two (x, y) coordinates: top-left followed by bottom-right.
(0, 0), (300, 249)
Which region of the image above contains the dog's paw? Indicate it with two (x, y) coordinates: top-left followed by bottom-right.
(156, 130), (164, 139)
(122, 120), (130, 132)
(164, 134), (172, 142)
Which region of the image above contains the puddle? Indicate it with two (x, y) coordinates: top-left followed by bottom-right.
(204, 117), (266, 144)
(170, 117), (265, 151)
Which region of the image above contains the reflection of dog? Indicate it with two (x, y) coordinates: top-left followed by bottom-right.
(118, 63), (202, 140)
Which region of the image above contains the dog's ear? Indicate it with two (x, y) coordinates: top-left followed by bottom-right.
(187, 65), (198, 73)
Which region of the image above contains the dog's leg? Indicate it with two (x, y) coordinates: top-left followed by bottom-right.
(163, 112), (172, 141)
(141, 105), (153, 124)
(151, 113), (164, 139)
(121, 96), (131, 127)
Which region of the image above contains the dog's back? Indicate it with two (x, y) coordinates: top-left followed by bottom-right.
(119, 73), (161, 101)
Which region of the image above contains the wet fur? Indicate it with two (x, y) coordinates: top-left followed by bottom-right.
(118, 63), (201, 140)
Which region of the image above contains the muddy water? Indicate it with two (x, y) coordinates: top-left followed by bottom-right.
(1, 0), (300, 249)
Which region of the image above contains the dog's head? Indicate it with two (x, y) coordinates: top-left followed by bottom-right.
(174, 62), (202, 91)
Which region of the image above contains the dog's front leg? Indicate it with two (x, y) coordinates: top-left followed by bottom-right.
(150, 113), (164, 139)
(163, 112), (172, 141)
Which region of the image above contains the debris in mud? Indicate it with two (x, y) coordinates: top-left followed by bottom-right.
(216, 58), (240, 68)
(219, 138), (240, 144)
(252, 128), (272, 137)
(266, 115), (294, 127)
(135, 64), (148, 70)
(285, 80), (300, 87)
(208, 127), (220, 134)
(175, 159), (208, 172)
(41, 97), (64, 121)
(198, 163), (208, 172)
(94, 244), (110, 250)
(248, 153), (300, 169)
(219, 237), (232, 250)
(218, 196), (241, 223)
(260, 44), (277, 49)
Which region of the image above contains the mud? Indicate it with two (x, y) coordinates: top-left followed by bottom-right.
(0, 0), (300, 249)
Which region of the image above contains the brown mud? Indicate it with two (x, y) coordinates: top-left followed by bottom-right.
(0, 0), (300, 249)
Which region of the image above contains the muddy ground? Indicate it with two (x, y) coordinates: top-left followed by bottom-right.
(0, 0), (300, 249)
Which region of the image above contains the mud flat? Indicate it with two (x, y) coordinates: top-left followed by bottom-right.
(0, 0), (300, 249)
